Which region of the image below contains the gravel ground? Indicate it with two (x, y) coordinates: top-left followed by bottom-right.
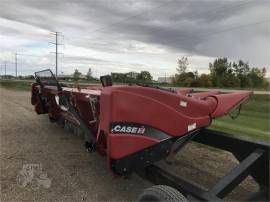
(0, 88), (258, 201)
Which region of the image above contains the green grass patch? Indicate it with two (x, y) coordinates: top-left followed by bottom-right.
(0, 80), (32, 91)
(210, 94), (270, 142)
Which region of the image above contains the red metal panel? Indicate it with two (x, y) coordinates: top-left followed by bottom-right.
(210, 91), (252, 118)
(100, 86), (215, 137)
(190, 90), (219, 99)
(31, 81), (252, 164)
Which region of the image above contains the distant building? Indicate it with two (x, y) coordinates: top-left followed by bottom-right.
(79, 74), (87, 79)
(111, 72), (139, 82)
(111, 73), (124, 81)
(157, 76), (173, 84)
(111, 72), (139, 79)
(126, 72), (139, 79)
(57, 74), (87, 80)
(0, 75), (15, 79)
(57, 74), (73, 80)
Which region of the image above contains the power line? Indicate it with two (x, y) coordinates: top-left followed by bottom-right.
(0, 61), (15, 65)
(49, 32), (64, 77)
(165, 18), (270, 47)
(4, 2), (267, 77)
(89, 0), (175, 34)
(13, 52), (45, 77)
(17, 53), (48, 58)
(143, 0), (256, 41)
(4, 61), (6, 77)
(0, 62), (15, 76)
(175, 0), (254, 21)
(15, 52), (18, 78)
(63, 0), (261, 59)
(61, 19), (269, 77)
(64, 0), (176, 43)
(64, 19), (269, 70)
(69, 0), (255, 43)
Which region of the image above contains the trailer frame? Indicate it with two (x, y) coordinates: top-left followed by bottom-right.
(139, 129), (269, 201)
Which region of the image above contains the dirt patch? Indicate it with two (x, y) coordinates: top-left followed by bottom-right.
(0, 88), (258, 201)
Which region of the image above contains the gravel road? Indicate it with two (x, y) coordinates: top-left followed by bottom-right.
(0, 88), (258, 201)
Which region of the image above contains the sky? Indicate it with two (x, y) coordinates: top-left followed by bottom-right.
(0, 0), (269, 79)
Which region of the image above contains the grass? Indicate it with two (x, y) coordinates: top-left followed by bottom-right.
(1, 79), (269, 142)
(0, 80), (32, 91)
(210, 94), (270, 142)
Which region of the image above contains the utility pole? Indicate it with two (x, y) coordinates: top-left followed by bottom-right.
(55, 32), (58, 77)
(4, 61), (6, 77)
(15, 53), (18, 78)
(50, 32), (63, 77)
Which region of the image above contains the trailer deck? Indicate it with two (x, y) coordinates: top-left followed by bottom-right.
(140, 129), (269, 201)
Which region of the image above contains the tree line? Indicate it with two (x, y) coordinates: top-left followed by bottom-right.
(172, 57), (269, 89)
(111, 71), (152, 83)
(71, 57), (269, 89)
(73, 68), (153, 83)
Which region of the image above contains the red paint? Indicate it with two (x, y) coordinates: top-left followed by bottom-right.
(190, 90), (219, 99)
(31, 82), (252, 173)
(210, 91), (252, 117)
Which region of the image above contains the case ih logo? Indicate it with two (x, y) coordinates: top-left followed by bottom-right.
(111, 124), (145, 134)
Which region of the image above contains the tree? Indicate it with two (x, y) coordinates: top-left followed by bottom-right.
(198, 73), (212, 87)
(73, 69), (82, 81)
(247, 67), (267, 88)
(221, 73), (240, 88)
(173, 57), (269, 89)
(177, 57), (188, 74)
(233, 60), (250, 88)
(209, 58), (237, 87)
(173, 57), (195, 86)
(136, 71), (152, 82)
(174, 71), (198, 87)
(86, 68), (93, 80)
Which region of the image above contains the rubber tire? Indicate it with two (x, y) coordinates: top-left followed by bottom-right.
(138, 185), (188, 202)
(49, 116), (57, 123)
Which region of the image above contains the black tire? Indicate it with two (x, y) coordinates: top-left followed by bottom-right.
(49, 116), (57, 123)
(138, 185), (188, 202)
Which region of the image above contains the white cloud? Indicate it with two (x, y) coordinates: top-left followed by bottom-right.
(0, 0), (269, 78)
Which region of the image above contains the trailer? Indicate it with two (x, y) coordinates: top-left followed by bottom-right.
(138, 129), (269, 201)
(31, 69), (269, 201)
